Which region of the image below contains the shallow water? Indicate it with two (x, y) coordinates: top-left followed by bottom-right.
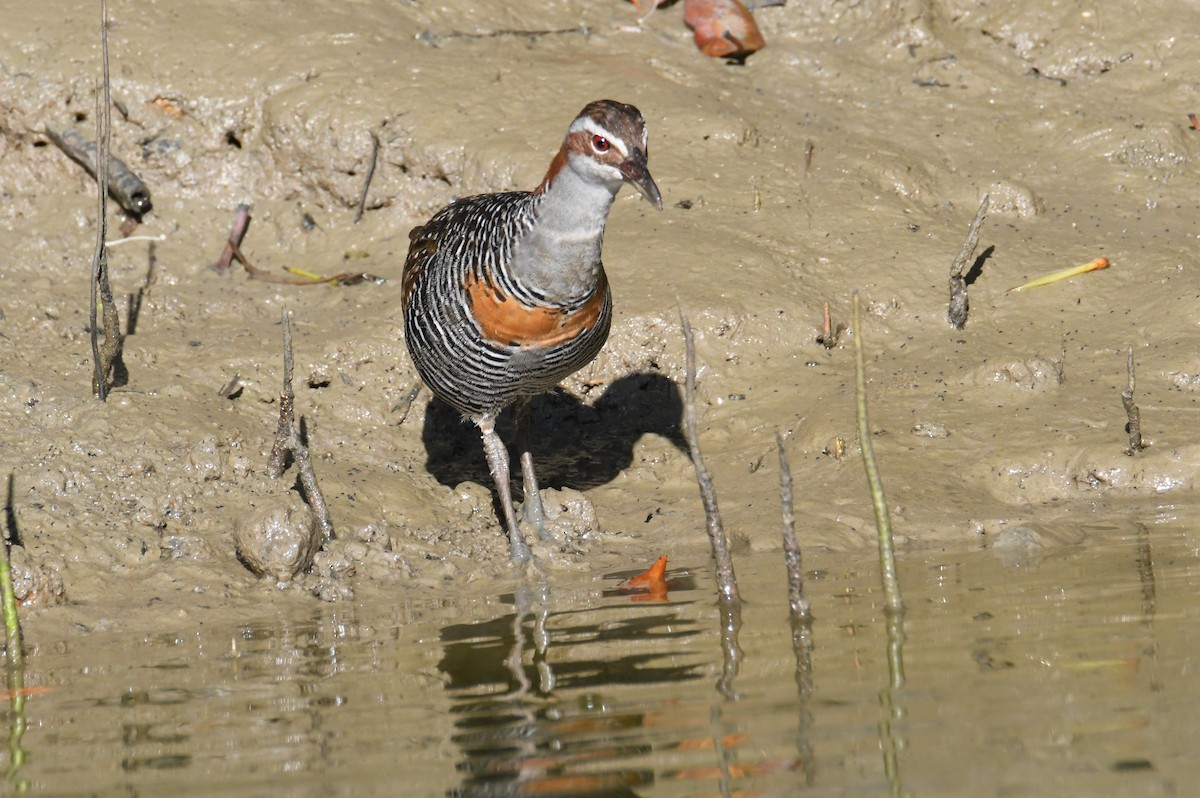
(3, 1), (1200, 794)
(9, 520), (1195, 796)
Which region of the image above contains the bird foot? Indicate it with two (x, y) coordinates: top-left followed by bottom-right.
(509, 535), (534, 564)
(520, 490), (561, 547)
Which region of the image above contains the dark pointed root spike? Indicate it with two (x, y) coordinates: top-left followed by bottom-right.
(776, 432), (810, 621)
(679, 306), (740, 605)
(1122, 345), (1144, 455)
(267, 308), (334, 544)
(947, 194), (989, 329)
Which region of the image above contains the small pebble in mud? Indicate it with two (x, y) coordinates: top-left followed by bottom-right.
(911, 421), (949, 438)
(308, 544), (358, 603)
(530, 487), (598, 554)
(9, 546), (65, 607)
(450, 481), (496, 522)
(160, 533), (217, 563)
(989, 526), (1046, 567)
(234, 495), (321, 582)
(976, 356), (1064, 391)
(985, 179), (1043, 217)
(185, 436), (224, 481)
(991, 526), (1044, 550)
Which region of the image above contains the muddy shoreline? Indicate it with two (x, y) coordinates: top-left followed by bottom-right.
(1, 1), (1198, 639)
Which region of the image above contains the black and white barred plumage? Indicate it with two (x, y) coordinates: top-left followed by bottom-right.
(400, 100), (662, 562)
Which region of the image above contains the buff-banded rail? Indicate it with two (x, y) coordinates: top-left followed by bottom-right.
(402, 100), (663, 562)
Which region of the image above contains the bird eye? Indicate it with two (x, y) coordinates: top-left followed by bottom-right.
(591, 135), (610, 153)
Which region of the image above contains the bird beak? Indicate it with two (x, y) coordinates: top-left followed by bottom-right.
(619, 158), (664, 211)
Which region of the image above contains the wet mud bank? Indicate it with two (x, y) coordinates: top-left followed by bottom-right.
(0, 1), (1197, 632)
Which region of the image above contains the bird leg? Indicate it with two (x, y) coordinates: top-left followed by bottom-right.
(477, 415), (533, 563)
(513, 398), (553, 544)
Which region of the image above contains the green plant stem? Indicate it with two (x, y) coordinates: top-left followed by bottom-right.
(852, 293), (903, 615)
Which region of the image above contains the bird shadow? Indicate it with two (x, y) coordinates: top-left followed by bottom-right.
(421, 371), (687, 493)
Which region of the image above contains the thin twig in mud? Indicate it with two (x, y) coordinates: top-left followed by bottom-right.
(96, 261), (122, 396)
(212, 204), (252, 274)
(816, 300), (843, 349)
(213, 206), (384, 286)
(1, 477), (26, 790)
(680, 308), (740, 604)
(852, 293), (903, 615)
(776, 432), (810, 621)
(779, 431), (815, 765)
(268, 309), (335, 543)
(218, 374), (243, 399)
(89, 210), (107, 399)
(89, 0), (123, 401)
(277, 266), (387, 286)
(947, 193), (989, 329)
(45, 127), (153, 218)
(391, 382), (422, 425)
(803, 140), (814, 175)
(419, 26), (589, 45)
(1122, 345), (1145, 456)
(354, 131), (380, 224)
(1, 476), (23, 671)
(267, 311), (297, 478)
(88, 4), (111, 401)
(105, 234), (165, 247)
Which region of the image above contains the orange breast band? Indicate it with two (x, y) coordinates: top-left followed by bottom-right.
(464, 272), (607, 348)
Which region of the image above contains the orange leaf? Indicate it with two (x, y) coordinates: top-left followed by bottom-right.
(623, 554), (668, 588)
(619, 555), (671, 602)
(683, 0), (765, 60)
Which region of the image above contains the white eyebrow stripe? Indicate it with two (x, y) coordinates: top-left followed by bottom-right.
(569, 118), (629, 158)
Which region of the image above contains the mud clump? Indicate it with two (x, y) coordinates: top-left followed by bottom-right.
(8, 546), (65, 608)
(233, 495), (321, 583)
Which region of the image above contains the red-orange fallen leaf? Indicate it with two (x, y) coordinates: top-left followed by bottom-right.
(683, 0), (765, 60)
(619, 554), (670, 602)
(623, 554), (668, 588)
